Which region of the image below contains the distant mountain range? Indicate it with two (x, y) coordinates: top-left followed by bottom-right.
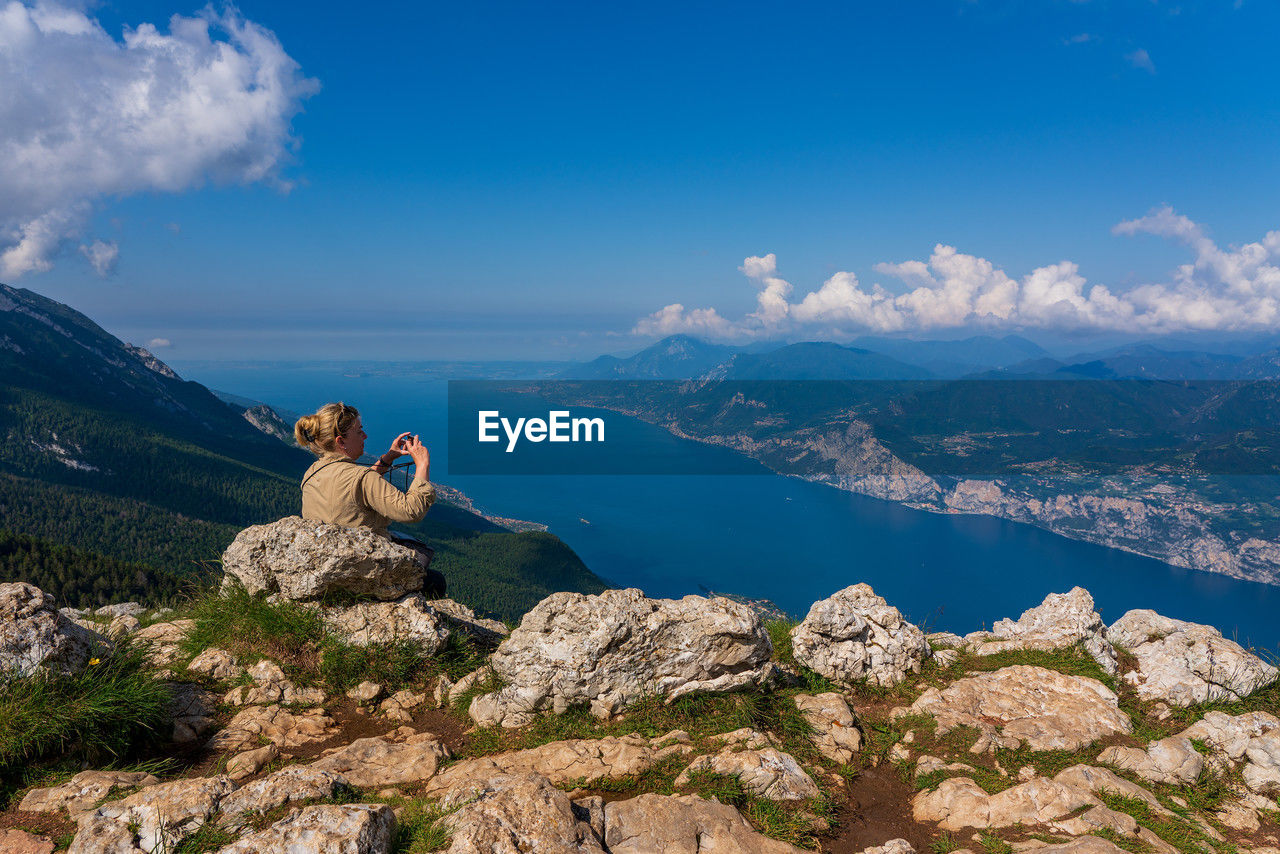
(559, 333), (1280, 383)
(0, 283), (606, 618)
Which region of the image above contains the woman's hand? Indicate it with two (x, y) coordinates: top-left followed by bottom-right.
(404, 434), (431, 471)
(386, 432), (413, 458)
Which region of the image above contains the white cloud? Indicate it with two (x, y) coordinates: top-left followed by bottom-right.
(1125, 48), (1156, 73)
(79, 238), (118, 276)
(1064, 33), (1097, 45)
(0, 1), (318, 278)
(633, 207), (1280, 339)
(147, 337), (171, 348)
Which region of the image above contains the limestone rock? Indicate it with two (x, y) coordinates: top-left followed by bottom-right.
(222, 515), (423, 600)
(426, 598), (510, 644)
(1097, 736), (1204, 784)
(0, 582), (106, 675)
(106, 615), (141, 639)
(915, 755), (977, 780)
(215, 804), (394, 854)
(207, 704), (337, 753)
(794, 692), (863, 764)
(225, 744), (278, 781)
(974, 588), (1118, 676)
(95, 602), (145, 618)
(603, 792), (806, 854)
(217, 766), (350, 829)
(857, 842), (915, 854)
(311, 731), (450, 787)
(1178, 710), (1280, 761)
(432, 675), (454, 707)
(790, 584), (928, 688)
(913, 777), (1095, 830)
(0, 830), (54, 854)
(379, 689), (426, 722)
(169, 682), (219, 744)
(893, 665), (1131, 752)
(1108, 610), (1278, 705)
(450, 666), (492, 699)
(70, 775), (236, 854)
(1020, 839), (1130, 854)
(347, 681), (384, 703)
(224, 658), (326, 706)
(186, 648), (244, 682)
(426, 732), (691, 794)
(318, 593), (450, 650)
(19, 771), (159, 817)
(674, 747), (820, 800)
(1052, 765), (1173, 817)
(470, 588), (773, 728)
(1217, 800), (1262, 832)
(1106, 609), (1202, 649)
(440, 772), (605, 854)
(133, 619), (193, 669)
(932, 648), (960, 667)
(1243, 731), (1280, 794)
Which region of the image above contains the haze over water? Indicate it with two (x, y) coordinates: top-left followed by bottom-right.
(181, 363), (1280, 654)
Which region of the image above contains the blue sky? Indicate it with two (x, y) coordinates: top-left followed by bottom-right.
(2, 0), (1278, 359)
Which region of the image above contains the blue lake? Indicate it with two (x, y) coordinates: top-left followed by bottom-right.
(177, 363), (1280, 653)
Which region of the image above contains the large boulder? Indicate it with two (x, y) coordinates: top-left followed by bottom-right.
(0, 582), (106, 676)
(221, 516), (422, 601)
(425, 732), (691, 794)
(70, 776), (237, 854)
(439, 772), (605, 854)
(968, 588), (1118, 675)
(1106, 610), (1278, 706)
(603, 793), (807, 854)
(317, 593), (450, 650)
(468, 589), (773, 728)
(892, 665), (1131, 752)
(311, 731), (451, 787)
(1097, 736), (1205, 785)
(216, 804), (394, 854)
(790, 584), (928, 687)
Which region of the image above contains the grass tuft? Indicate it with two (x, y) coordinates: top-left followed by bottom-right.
(0, 641), (171, 789)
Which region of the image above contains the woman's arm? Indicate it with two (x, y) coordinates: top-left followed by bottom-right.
(360, 436), (434, 523)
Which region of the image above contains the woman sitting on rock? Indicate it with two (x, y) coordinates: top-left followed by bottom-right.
(295, 401), (445, 595)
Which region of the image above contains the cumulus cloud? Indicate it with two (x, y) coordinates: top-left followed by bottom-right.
(1125, 48), (1156, 73)
(632, 207), (1280, 339)
(0, 1), (318, 278)
(79, 239), (118, 276)
(147, 337), (171, 348)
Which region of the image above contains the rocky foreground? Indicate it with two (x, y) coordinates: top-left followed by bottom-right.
(2, 518), (1280, 854)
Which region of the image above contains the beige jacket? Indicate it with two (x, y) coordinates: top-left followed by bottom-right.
(300, 453), (435, 534)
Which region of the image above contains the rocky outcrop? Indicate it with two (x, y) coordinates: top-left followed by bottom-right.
(426, 732), (691, 794)
(439, 772), (605, 854)
(223, 659), (326, 706)
(217, 766), (352, 829)
(311, 730), (451, 787)
(469, 589), (773, 727)
(603, 792), (807, 853)
(1107, 610), (1278, 705)
(425, 597), (510, 644)
(674, 747), (820, 800)
(318, 593), (450, 650)
(216, 804), (395, 854)
(19, 771), (159, 818)
(186, 648), (243, 682)
(207, 704), (338, 753)
(0, 582), (105, 676)
(70, 775), (237, 854)
(170, 682), (219, 744)
(790, 584), (928, 688)
(794, 692), (862, 764)
(1098, 736), (1205, 784)
(132, 619), (193, 670)
(221, 515), (423, 601)
(1178, 710), (1280, 761)
(967, 588), (1118, 675)
(892, 665), (1131, 752)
